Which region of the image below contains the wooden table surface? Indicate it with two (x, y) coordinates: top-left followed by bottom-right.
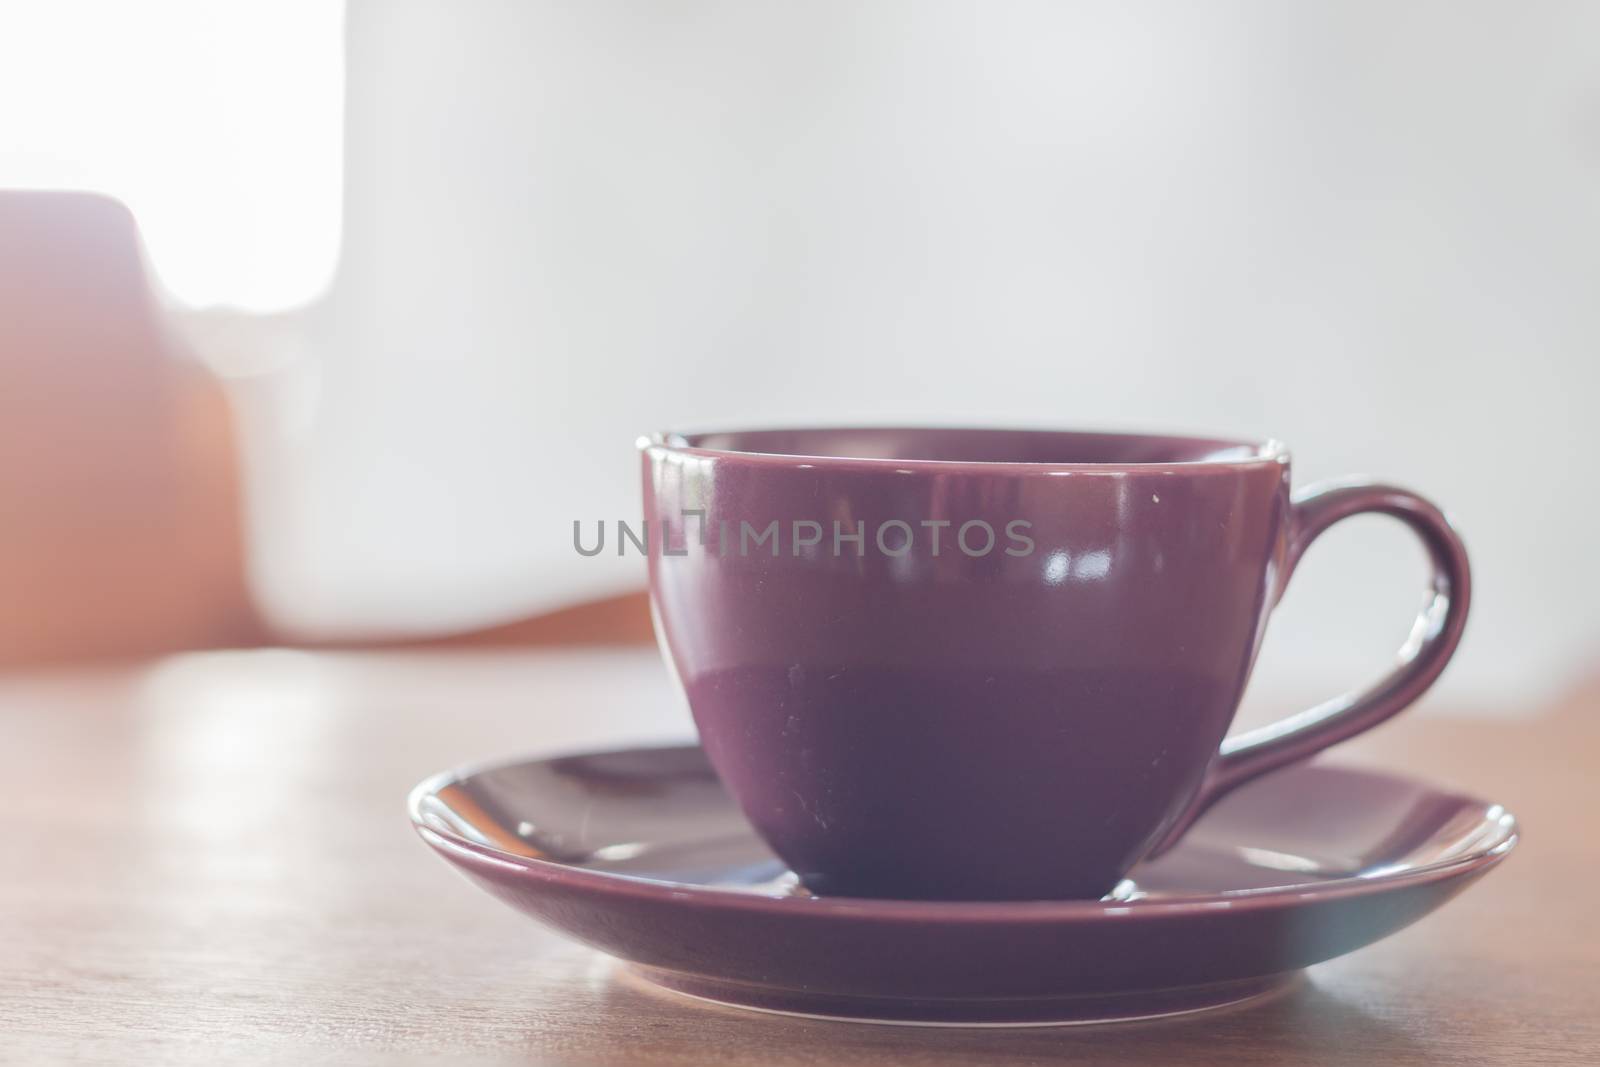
(3, 648), (1596, 1066)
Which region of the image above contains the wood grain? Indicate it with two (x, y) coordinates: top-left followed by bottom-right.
(1, 649), (1594, 1065)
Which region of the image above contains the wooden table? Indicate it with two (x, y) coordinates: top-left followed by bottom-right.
(3, 648), (1595, 1065)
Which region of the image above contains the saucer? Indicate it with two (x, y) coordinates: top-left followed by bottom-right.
(409, 745), (1516, 1026)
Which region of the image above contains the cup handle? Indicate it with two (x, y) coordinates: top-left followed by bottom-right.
(1146, 479), (1472, 858)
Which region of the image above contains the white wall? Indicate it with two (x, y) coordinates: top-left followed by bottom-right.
(0, 1), (343, 311)
(212, 1), (1600, 711)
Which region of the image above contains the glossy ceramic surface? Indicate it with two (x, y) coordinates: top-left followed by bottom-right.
(641, 428), (1471, 900)
(410, 745), (1517, 1026)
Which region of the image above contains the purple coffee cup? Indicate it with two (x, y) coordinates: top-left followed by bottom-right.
(640, 427), (1470, 901)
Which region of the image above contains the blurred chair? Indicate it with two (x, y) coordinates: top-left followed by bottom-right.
(0, 191), (649, 667)
(0, 191), (262, 665)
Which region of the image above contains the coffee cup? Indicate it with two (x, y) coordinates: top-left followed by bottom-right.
(640, 427), (1469, 901)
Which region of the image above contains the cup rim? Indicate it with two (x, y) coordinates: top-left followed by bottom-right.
(640, 425), (1290, 474)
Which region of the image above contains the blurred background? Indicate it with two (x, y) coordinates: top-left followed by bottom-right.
(2, 0), (1597, 716)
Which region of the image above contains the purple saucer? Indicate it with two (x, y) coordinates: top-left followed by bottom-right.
(409, 745), (1516, 1025)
